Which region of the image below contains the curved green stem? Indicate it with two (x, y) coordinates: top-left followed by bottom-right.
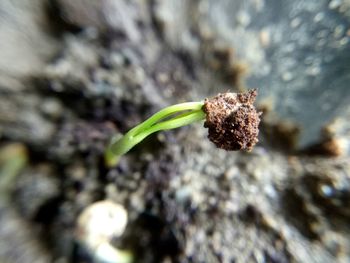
(126, 102), (204, 137)
(105, 102), (205, 166)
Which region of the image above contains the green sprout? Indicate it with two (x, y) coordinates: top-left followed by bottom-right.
(0, 144), (28, 201)
(105, 90), (261, 167)
(105, 101), (205, 166)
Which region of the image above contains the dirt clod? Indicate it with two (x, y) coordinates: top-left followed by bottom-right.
(203, 89), (261, 151)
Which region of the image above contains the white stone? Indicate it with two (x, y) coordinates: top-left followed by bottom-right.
(76, 200), (128, 250)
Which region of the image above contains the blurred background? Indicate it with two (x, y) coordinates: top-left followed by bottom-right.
(0, 0), (350, 262)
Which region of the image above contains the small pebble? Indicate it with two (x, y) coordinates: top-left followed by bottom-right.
(76, 200), (128, 250)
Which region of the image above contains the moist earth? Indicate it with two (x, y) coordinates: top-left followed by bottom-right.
(0, 1), (350, 263)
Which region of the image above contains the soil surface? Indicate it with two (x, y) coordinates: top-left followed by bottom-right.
(0, 1), (350, 263)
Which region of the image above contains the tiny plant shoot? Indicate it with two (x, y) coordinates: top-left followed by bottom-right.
(105, 90), (261, 166)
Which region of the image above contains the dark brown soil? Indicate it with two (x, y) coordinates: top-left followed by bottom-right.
(1, 1), (350, 263)
(203, 90), (261, 151)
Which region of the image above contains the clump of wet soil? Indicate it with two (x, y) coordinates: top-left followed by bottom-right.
(203, 89), (261, 151)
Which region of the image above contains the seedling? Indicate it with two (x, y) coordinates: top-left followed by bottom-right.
(105, 90), (261, 166)
(0, 144), (28, 201)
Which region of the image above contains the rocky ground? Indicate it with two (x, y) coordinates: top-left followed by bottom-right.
(0, 0), (350, 262)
